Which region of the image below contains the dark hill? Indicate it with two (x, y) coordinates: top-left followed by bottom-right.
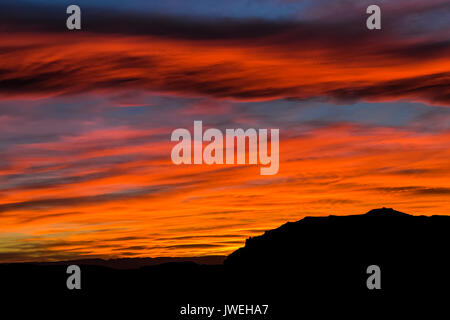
(33, 255), (226, 269)
(226, 207), (448, 268)
(1, 207), (449, 316)
(225, 207), (450, 295)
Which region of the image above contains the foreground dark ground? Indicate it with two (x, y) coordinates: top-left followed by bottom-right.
(1, 208), (449, 317)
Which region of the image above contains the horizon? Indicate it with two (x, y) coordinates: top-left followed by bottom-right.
(1, 206), (444, 263)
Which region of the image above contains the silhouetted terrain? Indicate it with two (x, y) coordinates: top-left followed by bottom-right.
(226, 207), (450, 292)
(33, 256), (226, 269)
(2, 208), (449, 316)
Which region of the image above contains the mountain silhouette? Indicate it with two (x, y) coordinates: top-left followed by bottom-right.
(224, 207), (450, 295)
(33, 256), (226, 269)
(226, 207), (447, 270)
(2, 207), (449, 316)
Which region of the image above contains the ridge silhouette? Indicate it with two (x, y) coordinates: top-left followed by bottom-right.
(32, 256), (226, 269)
(224, 207), (449, 294)
(2, 207), (449, 316)
(226, 207), (446, 269)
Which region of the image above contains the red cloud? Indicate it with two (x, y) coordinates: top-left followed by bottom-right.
(0, 31), (449, 105)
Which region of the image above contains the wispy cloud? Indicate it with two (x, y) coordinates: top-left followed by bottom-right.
(0, 1), (449, 104)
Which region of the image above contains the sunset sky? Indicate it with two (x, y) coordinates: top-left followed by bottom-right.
(0, 0), (449, 262)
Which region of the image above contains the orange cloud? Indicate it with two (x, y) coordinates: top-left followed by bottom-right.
(1, 123), (449, 261)
(0, 31), (449, 105)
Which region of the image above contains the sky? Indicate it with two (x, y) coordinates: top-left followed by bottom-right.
(0, 0), (449, 262)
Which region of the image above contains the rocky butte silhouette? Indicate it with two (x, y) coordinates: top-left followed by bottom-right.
(225, 207), (450, 294)
(2, 207), (449, 316)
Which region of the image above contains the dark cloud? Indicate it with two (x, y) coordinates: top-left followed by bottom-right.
(0, 1), (449, 104)
(328, 72), (450, 105)
(112, 246), (148, 251)
(0, 236), (104, 262)
(0, 251), (94, 262)
(18, 211), (81, 223)
(164, 244), (224, 249)
(1, 169), (126, 192)
(385, 169), (434, 175)
(413, 188), (450, 196)
(0, 177), (213, 214)
(0, 185), (167, 214)
(369, 186), (450, 196)
(156, 234), (243, 241)
(0, 3), (295, 39)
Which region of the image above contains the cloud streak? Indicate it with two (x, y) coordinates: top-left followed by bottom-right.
(0, 1), (449, 105)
